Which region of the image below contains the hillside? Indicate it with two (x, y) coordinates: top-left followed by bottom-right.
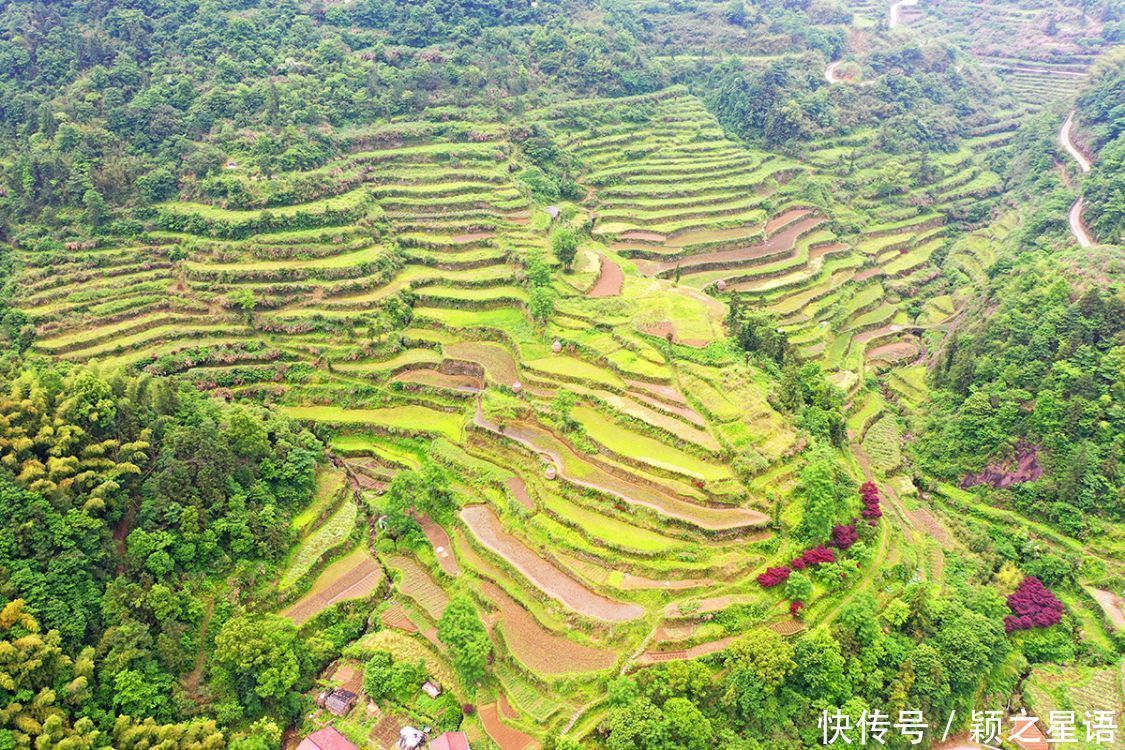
(0, 1), (1121, 750)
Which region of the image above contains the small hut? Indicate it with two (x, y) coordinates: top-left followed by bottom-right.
(545, 205), (561, 221)
(297, 727), (357, 750)
(551, 340), (562, 353)
(544, 465), (557, 481)
(511, 381), (522, 394)
(399, 727), (427, 750)
(429, 732), (471, 750)
(421, 680), (442, 699)
(317, 688), (358, 717)
(716, 279), (728, 292)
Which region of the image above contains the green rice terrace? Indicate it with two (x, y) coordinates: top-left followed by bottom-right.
(0, 1), (1122, 749)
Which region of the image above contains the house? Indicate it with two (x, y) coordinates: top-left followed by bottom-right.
(429, 732), (470, 750)
(421, 680), (442, 699)
(398, 726), (427, 750)
(297, 727), (357, 750)
(317, 688), (358, 717)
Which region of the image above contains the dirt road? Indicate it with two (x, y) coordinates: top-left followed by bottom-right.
(1059, 111), (1096, 247)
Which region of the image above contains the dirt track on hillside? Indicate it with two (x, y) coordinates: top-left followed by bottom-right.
(1060, 110), (1096, 247)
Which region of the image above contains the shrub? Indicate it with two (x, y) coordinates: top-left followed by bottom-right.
(1004, 576), (1064, 632)
(830, 523), (858, 550)
(757, 567), (791, 588)
(785, 571), (813, 602)
(791, 545), (836, 570)
(860, 481), (882, 523)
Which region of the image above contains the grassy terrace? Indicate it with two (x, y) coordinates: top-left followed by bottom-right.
(12, 112), (801, 733)
(7, 79), (1049, 741)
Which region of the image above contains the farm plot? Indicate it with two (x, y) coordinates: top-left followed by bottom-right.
(384, 554), (450, 621)
(282, 405), (465, 441)
(479, 702), (539, 750)
(570, 405), (733, 483)
(282, 545), (383, 625)
(280, 499), (359, 589)
(460, 505), (645, 622)
(474, 411), (769, 531)
(481, 582), (618, 674)
(419, 515), (460, 576)
(292, 465), (348, 532)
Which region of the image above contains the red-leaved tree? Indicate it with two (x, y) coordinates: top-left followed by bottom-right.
(830, 523), (858, 550)
(757, 566), (791, 587)
(1004, 576), (1064, 632)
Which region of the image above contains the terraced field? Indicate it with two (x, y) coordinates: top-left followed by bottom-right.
(7, 72), (1095, 742)
(909, 0), (1101, 109)
(11, 109), (828, 737)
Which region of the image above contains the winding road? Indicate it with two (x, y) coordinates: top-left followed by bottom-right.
(1059, 110), (1096, 247)
(1059, 111), (1092, 172)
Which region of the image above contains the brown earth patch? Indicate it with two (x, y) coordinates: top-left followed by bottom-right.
(479, 703), (539, 750)
(768, 618), (806, 636)
(588, 255), (624, 298)
(637, 215), (824, 277)
(620, 230), (666, 243)
(282, 551), (384, 626)
(961, 442), (1043, 489)
(380, 603), (418, 633)
(370, 712), (408, 750)
(626, 389), (707, 427)
(665, 594), (756, 618)
(652, 624), (697, 643)
(500, 694), (519, 720)
(474, 409), (767, 532)
(766, 208), (812, 235)
(460, 505), (644, 622)
(867, 340), (918, 363)
(637, 635), (736, 665)
(419, 515), (460, 576)
(327, 660), (364, 694)
(558, 553), (708, 591)
(911, 507), (953, 547)
(481, 581), (617, 673)
(809, 242), (849, 260)
(391, 368), (482, 392)
(505, 476), (536, 511)
(625, 379), (688, 406)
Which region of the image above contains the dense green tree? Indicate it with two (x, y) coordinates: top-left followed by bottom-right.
(362, 651), (395, 702)
(212, 614), (304, 715)
(437, 596), (491, 689)
(551, 228), (580, 270)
